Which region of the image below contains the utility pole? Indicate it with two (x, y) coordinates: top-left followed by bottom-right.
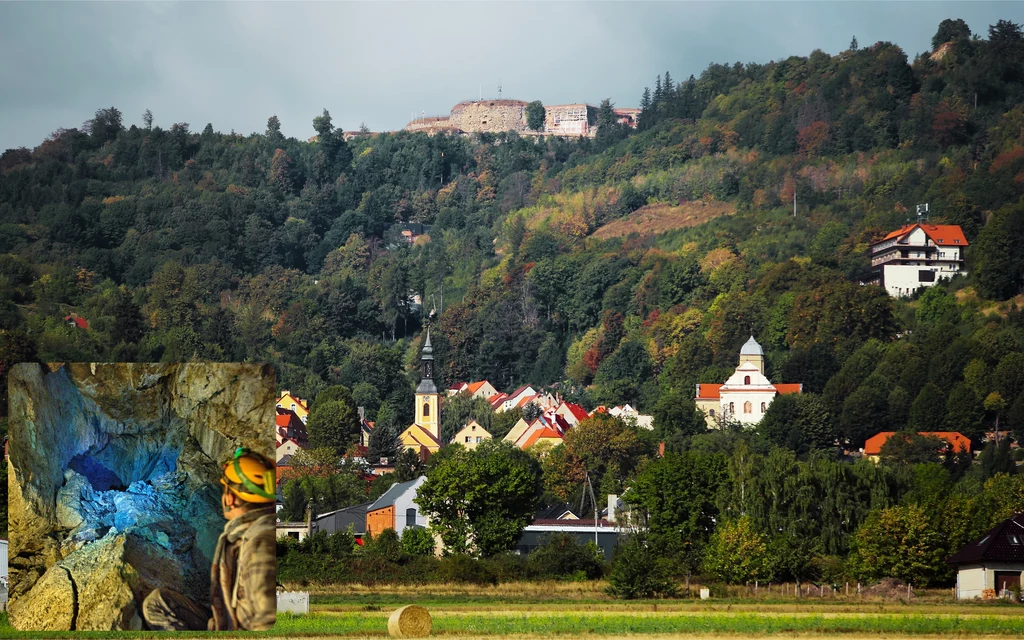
(793, 188), (797, 218)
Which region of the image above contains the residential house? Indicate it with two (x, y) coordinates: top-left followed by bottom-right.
(366, 476), (428, 537)
(275, 408), (308, 448)
(518, 518), (619, 560)
(488, 392), (509, 411)
(865, 223), (968, 298)
(695, 336), (802, 427)
(398, 331), (443, 456)
(606, 404), (654, 430)
(277, 391), (309, 424)
(498, 385), (538, 413)
(504, 414), (570, 450)
(948, 513), (1024, 599)
(276, 439), (302, 463)
(863, 431), (971, 462)
(447, 380), (500, 401)
(64, 314), (90, 330)
(555, 401), (590, 426)
(358, 407), (374, 448)
(452, 420), (492, 449)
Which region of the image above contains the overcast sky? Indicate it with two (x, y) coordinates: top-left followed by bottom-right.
(2, 1), (1023, 151)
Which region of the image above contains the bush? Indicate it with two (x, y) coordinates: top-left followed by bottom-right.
(486, 552), (528, 582)
(300, 530), (331, 555)
(328, 527), (357, 556)
(526, 533), (606, 580)
(607, 534), (676, 599)
(366, 528), (404, 563)
(435, 554), (498, 586)
(401, 526), (435, 557)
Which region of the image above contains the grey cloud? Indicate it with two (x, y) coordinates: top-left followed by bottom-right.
(1, 1), (1023, 150)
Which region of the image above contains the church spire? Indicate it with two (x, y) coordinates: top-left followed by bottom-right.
(416, 326), (437, 395)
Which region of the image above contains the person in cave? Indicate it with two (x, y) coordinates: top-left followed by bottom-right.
(141, 448), (278, 631)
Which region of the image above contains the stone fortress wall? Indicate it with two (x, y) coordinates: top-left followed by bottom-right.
(403, 99), (637, 138)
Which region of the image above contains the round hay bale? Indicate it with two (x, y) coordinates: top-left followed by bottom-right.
(388, 605), (432, 638)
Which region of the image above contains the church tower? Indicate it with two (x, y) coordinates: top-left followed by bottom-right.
(738, 336), (765, 375)
(415, 329), (440, 440)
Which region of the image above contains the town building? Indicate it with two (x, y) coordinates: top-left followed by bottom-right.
(398, 331), (443, 456)
(447, 380), (500, 401)
(554, 401), (590, 426)
(276, 391), (309, 424)
(517, 519), (619, 561)
(504, 414), (571, 450)
(866, 223), (968, 297)
(451, 420), (492, 449)
(694, 336), (802, 427)
(365, 476), (428, 538)
(862, 431), (971, 462)
(948, 513), (1024, 599)
(498, 385), (538, 412)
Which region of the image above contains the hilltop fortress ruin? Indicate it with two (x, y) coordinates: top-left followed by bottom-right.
(404, 99), (640, 138)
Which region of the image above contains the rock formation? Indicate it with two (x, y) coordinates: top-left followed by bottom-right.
(7, 362), (275, 631)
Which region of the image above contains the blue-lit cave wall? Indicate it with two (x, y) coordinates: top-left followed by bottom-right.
(6, 362), (275, 631)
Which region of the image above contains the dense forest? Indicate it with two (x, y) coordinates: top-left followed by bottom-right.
(3, 18), (1024, 585)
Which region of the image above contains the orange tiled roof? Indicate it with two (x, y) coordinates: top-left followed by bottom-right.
(522, 427), (563, 449)
(562, 402), (590, 422)
(881, 224), (968, 246)
(773, 383), (803, 395)
(467, 381), (487, 394)
(696, 384), (723, 399)
(863, 431), (971, 456)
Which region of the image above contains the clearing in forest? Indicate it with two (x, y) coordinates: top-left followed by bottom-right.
(591, 201), (735, 240)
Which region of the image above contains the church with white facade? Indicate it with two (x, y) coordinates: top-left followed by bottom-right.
(695, 336), (802, 427)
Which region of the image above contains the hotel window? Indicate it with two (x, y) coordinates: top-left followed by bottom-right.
(743, 401), (752, 414)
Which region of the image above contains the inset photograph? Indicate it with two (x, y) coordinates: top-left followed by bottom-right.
(7, 362), (277, 631)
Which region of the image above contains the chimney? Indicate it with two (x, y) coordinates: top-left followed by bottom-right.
(658, 441), (665, 457)
(607, 494), (618, 523)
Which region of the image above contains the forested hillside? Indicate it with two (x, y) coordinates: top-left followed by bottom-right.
(1, 18), (1024, 454)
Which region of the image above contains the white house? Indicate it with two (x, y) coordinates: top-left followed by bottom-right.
(948, 513), (1024, 599)
(695, 336), (802, 427)
(866, 223), (968, 298)
(366, 476), (429, 538)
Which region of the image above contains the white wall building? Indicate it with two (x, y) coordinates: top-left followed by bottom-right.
(948, 513), (1024, 599)
(867, 223), (968, 298)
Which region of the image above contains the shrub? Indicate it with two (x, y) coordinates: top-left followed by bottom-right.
(366, 528), (404, 563)
(526, 533), (606, 580)
(401, 526), (435, 557)
(607, 534), (676, 599)
(486, 552), (528, 582)
(328, 527), (357, 556)
(435, 554), (498, 585)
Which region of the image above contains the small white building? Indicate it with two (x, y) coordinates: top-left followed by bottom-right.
(948, 513), (1024, 599)
(867, 223), (968, 298)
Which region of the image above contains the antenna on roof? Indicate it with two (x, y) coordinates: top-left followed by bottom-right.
(916, 203), (929, 223)
(498, 80), (502, 99)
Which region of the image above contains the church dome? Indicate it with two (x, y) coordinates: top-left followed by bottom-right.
(740, 336), (763, 356)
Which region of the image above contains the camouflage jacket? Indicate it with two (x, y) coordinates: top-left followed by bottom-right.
(209, 506), (277, 631)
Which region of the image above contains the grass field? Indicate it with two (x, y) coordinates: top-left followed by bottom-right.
(591, 202), (736, 240)
(0, 582), (1022, 638)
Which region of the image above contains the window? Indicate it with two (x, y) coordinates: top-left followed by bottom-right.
(743, 401), (752, 414)
(1010, 534), (1021, 546)
(729, 402), (735, 414)
(465, 436), (471, 443)
(290, 403), (296, 410)
(709, 409), (716, 418)
(423, 403), (430, 417)
(744, 375), (751, 385)
(407, 507), (417, 526)
(475, 437), (482, 443)
(761, 402), (767, 413)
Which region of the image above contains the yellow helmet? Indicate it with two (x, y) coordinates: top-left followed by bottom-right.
(221, 447), (276, 503)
